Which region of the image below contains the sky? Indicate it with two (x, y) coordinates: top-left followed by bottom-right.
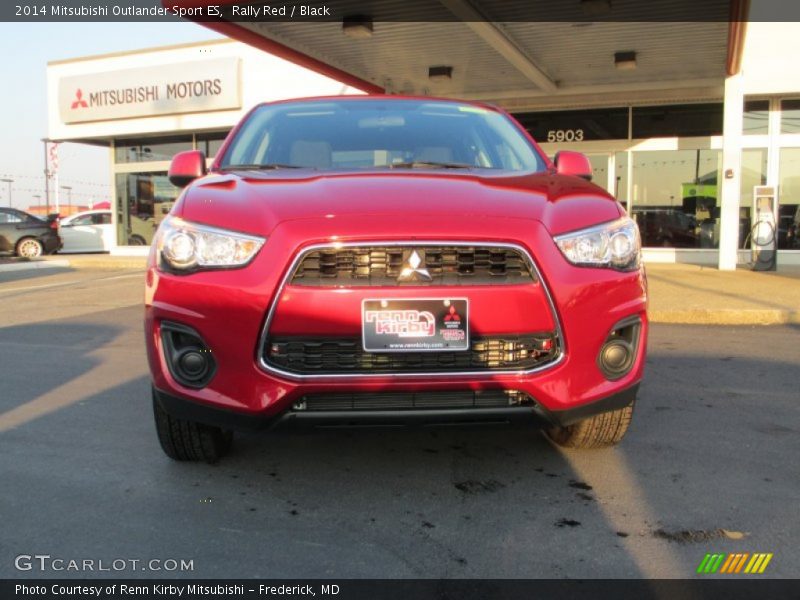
(0, 22), (224, 210)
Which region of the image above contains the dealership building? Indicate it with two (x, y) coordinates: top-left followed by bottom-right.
(46, 4), (800, 268)
(47, 39), (363, 250)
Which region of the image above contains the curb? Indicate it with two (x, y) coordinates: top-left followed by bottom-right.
(0, 259), (71, 273)
(40, 256), (147, 270)
(60, 259), (146, 270)
(649, 309), (800, 326)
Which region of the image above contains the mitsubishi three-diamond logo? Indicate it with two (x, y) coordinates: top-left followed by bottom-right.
(71, 89), (88, 109)
(398, 250), (432, 282)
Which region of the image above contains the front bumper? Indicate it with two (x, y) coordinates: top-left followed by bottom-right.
(153, 382), (639, 431)
(145, 215), (648, 425)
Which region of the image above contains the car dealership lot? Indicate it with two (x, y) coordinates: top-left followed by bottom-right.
(0, 268), (798, 579)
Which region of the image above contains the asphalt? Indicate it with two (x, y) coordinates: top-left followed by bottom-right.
(2, 253), (797, 326)
(0, 270), (798, 579)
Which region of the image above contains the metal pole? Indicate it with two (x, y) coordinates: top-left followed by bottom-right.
(42, 138), (50, 215)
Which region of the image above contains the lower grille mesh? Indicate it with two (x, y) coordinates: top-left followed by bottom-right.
(264, 335), (557, 375)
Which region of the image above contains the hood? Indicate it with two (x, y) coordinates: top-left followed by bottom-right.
(176, 169), (622, 237)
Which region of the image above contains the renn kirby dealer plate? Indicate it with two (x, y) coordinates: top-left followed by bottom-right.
(362, 299), (469, 352)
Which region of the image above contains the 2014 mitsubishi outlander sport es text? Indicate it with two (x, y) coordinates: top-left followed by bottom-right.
(145, 96), (648, 463)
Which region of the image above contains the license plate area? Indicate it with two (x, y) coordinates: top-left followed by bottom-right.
(362, 298), (469, 352)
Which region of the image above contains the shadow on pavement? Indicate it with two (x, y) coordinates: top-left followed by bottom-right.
(1, 322), (798, 579)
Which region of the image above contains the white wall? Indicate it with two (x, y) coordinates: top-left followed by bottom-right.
(47, 39), (363, 142)
(740, 21), (800, 96)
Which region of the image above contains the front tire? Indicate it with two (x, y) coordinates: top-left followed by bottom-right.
(153, 390), (233, 463)
(545, 401), (635, 449)
(16, 237), (44, 259)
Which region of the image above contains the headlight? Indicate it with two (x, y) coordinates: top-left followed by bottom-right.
(554, 216), (641, 271)
(156, 216), (265, 272)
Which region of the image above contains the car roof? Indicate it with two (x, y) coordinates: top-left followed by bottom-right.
(256, 94), (502, 114)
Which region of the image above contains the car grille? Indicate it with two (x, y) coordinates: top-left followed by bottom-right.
(290, 245), (535, 286)
(293, 390), (533, 411)
(264, 335), (558, 375)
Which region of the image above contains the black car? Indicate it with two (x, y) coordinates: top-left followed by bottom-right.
(0, 208), (62, 258)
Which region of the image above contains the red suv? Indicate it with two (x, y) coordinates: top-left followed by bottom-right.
(146, 97), (647, 462)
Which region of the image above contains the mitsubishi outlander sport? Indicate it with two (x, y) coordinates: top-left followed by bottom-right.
(145, 96), (647, 462)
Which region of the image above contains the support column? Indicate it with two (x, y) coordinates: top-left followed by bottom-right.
(718, 73), (744, 270)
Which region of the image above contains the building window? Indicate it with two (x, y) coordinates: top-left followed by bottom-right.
(740, 149), (768, 249)
(780, 99), (800, 134)
(743, 100), (769, 135)
(632, 104), (723, 139)
(513, 107), (629, 142)
(197, 132), (230, 159)
(629, 149), (721, 248)
(778, 147), (800, 249)
(114, 136), (193, 164)
(115, 172), (180, 246)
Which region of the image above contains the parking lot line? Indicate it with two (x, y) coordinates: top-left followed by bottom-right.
(0, 271), (142, 295)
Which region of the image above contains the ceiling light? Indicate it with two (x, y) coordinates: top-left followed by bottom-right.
(614, 51), (637, 70)
(428, 66), (453, 82)
(342, 15), (373, 38)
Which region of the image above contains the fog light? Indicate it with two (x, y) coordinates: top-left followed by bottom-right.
(160, 321), (216, 389)
(599, 339), (634, 379)
(597, 317), (641, 380)
(177, 348), (210, 382)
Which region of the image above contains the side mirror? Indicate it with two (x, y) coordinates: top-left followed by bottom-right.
(168, 150), (207, 187)
(554, 151), (593, 181)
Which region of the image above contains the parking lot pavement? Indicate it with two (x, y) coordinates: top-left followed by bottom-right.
(0, 270), (798, 579)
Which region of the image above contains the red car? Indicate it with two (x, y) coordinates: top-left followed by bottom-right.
(146, 97), (647, 462)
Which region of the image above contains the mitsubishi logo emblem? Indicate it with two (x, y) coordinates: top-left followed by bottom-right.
(398, 249), (432, 282)
(71, 89), (88, 109)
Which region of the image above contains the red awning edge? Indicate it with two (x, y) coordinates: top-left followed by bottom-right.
(726, 0), (750, 76)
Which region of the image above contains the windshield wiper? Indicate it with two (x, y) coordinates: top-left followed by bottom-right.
(388, 161), (480, 169)
(219, 163), (306, 171)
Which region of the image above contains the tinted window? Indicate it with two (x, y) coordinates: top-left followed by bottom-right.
(93, 213), (112, 225)
(0, 210), (23, 224)
(781, 99), (800, 134)
(514, 107), (629, 141)
(632, 104), (723, 138)
(743, 100), (769, 135)
(115, 136), (193, 163)
(71, 215), (94, 226)
(220, 100), (546, 172)
(197, 132), (230, 159)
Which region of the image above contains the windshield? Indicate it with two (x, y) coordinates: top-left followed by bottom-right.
(218, 99), (546, 172)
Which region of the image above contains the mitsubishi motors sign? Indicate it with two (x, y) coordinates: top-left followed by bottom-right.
(58, 58), (241, 124)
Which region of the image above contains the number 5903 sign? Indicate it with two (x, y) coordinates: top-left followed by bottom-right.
(546, 129), (584, 142)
